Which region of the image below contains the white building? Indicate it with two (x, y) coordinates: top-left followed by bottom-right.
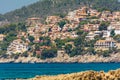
(0, 34), (5, 41)
(94, 37), (116, 51)
(102, 30), (111, 38)
(7, 39), (28, 55)
(108, 22), (120, 35)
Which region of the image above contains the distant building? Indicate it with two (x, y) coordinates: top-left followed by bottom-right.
(84, 23), (99, 31)
(102, 30), (111, 38)
(113, 12), (120, 19)
(94, 37), (116, 51)
(0, 20), (10, 26)
(86, 31), (102, 40)
(89, 9), (101, 17)
(108, 22), (120, 35)
(0, 34), (5, 41)
(66, 6), (88, 22)
(17, 32), (27, 39)
(46, 16), (61, 24)
(26, 17), (40, 27)
(7, 39), (28, 54)
(57, 50), (66, 58)
(86, 32), (95, 40)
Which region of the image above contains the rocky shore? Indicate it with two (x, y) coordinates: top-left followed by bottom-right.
(31, 69), (120, 80)
(0, 53), (120, 63)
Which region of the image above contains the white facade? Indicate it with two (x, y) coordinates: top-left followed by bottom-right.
(102, 30), (111, 38)
(7, 39), (28, 55)
(115, 30), (120, 35)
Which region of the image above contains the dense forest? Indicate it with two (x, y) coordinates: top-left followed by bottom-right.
(0, 0), (120, 22)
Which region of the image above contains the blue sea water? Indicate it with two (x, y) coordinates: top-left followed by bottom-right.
(0, 63), (120, 79)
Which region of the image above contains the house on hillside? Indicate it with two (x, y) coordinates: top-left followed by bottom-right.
(89, 9), (101, 17)
(113, 12), (120, 19)
(66, 6), (88, 22)
(26, 17), (40, 27)
(108, 22), (120, 35)
(7, 39), (28, 54)
(94, 37), (116, 51)
(102, 30), (111, 38)
(0, 34), (5, 41)
(86, 31), (102, 40)
(46, 16), (62, 24)
(84, 23), (99, 31)
(17, 32), (27, 39)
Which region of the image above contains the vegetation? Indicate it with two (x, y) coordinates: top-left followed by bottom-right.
(55, 39), (66, 49)
(0, 0), (120, 22)
(0, 23), (27, 54)
(0, 22), (27, 34)
(110, 29), (115, 37)
(65, 44), (72, 55)
(39, 36), (51, 46)
(58, 20), (66, 29)
(113, 35), (120, 43)
(28, 36), (35, 43)
(64, 30), (89, 57)
(99, 21), (110, 31)
(79, 20), (88, 25)
(41, 48), (57, 59)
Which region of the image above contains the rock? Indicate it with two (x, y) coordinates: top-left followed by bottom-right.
(0, 53), (120, 63)
(31, 69), (120, 80)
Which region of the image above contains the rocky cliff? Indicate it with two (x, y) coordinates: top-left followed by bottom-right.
(0, 53), (120, 63)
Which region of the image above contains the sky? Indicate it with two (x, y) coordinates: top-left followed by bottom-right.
(0, 0), (39, 14)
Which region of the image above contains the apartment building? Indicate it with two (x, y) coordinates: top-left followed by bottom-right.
(94, 38), (116, 51)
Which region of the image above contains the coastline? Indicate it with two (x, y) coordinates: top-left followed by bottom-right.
(0, 53), (120, 63)
(31, 69), (120, 80)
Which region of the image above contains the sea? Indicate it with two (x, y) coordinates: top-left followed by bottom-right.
(0, 63), (120, 79)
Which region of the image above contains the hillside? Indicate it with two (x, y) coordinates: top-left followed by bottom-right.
(0, 0), (120, 22)
(1, 0), (120, 62)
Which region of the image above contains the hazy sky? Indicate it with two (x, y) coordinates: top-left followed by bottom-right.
(0, 0), (39, 14)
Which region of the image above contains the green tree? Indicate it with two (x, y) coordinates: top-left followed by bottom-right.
(0, 42), (9, 51)
(16, 22), (27, 32)
(87, 47), (95, 54)
(39, 36), (51, 46)
(69, 47), (84, 57)
(4, 31), (17, 43)
(65, 44), (72, 54)
(55, 39), (65, 49)
(41, 48), (57, 59)
(77, 30), (84, 35)
(35, 44), (40, 51)
(28, 36), (35, 42)
(99, 22), (110, 31)
(1, 0), (120, 22)
(79, 20), (88, 25)
(113, 35), (120, 43)
(21, 36), (26, 42)
(58, 20), (66, 28)
(110, 29), (115, 37)
(21, 51), (28, 57)
(102, 50), (111, 57)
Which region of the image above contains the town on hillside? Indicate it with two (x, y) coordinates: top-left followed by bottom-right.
(1, 6), (120, 59)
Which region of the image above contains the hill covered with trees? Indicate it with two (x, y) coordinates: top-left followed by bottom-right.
(0, 0), (120, 61)
(0, 0), (120, 22)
